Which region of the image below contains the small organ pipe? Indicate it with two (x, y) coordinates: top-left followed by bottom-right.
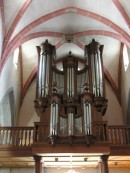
(91, 54), (96, 95)
(50, 102), (58, 135)
(43, 53), (46, 97)
(83, 102), (92, 135)
(88, 103), (92, 134)
(84, 102), (87, 134)
(67, 68), (69, 97)
(69, 67), (72, 98)
(72, 67), (74, 97)
(50, 103), (53, 135)
(68, 113), (73, 135)
(98, 53), (103, 96)
(94, 53), (98, 96)
(45, 55), (49, 96)
(38, 54), (42, 97)
(86, 104), (89, 134)
(95, 53), (100, 96)
(66, 66), (75, 98)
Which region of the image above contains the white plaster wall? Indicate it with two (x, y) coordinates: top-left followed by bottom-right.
(103, 81), (123, 125)
(19, 80), (40, 126)
(0, 12), (3, 60)
(0, 52), (21, 125)
(21, 39), (39, 86)
(102, 38), (120, 87)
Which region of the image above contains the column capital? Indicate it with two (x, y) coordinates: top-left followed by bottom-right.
(100, 155), (109, 173)
(33, 155), (42, 162)
(100, 155), (109, 162)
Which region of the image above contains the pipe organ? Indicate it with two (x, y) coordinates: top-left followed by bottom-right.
(34, 39), (108, 146)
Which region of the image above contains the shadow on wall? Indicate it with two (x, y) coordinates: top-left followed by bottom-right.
(0, 88), (15, 126)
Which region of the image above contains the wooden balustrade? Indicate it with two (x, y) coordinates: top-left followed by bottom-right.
(34, 122), (49, 143)
(108, 125), (130, 145)
(93, 121), (108, 143)
(0, 127), (34, 147)
(0, 124), (130, 147)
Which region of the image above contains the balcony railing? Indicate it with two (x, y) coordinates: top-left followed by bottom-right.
(0, 127), (34, 147)
(108, 125), (130, 145)
(0, 123), (130, 147)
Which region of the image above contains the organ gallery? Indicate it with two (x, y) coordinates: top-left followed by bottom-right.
(34, 39), (108, 146)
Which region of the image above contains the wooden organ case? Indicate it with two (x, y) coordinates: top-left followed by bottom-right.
(34, 39), (108, 147)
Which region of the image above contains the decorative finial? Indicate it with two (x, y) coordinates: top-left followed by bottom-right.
(45, 39), (48, 43)
(69, 51), (72, 55)
(92, 39), (95, 42)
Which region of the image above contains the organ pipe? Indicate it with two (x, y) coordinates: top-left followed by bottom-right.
(85, 39), (104, 97)
(50, 102), (58, 135)
(68, 113), (74, 135)
(36, 39), (56, 99)
(83, 102), (92, 135)
(67, 67), (75, 98)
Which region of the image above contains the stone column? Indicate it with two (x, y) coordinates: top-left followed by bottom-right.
(100, 155), (109, 173)
(33, 155), (42, 173)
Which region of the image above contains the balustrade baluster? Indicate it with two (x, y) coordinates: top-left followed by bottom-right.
(7, 130), (10, 145)
(18, 130), (21, 146)
(12, 130), (15, 146)
(1, 130), (4, 145)
(120, 128), (123, 144)
(15, 130), (19, 146)
(0, 130), (3, 145)
(115, 128), (118, 144)
(125, 128), (128, 144)
(21, 130), (23, 146)
(110, 128), (113, 144)
(14, 130), (16, 145)
(4, 130), (7, 145)
(127, 128), (130, 144)
(43, 125), (45, 141)
(24, 130), (27, 146)
(102, 124), (105, 141)
(3, 130), (5, 145)
(9, 130), (12, 145)
(28, 130), (31, 146)
(122, 128), (125, 144)
(0, 130), (1, 145)
(118, 128), (121, 144)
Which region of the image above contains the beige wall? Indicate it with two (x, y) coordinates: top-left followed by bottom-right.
(19, 80), (40, 126)
(103, 81), (123, 125)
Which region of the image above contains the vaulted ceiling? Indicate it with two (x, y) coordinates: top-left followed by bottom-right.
(0, 0), (130, 105)
(0, 0), (130, 169)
